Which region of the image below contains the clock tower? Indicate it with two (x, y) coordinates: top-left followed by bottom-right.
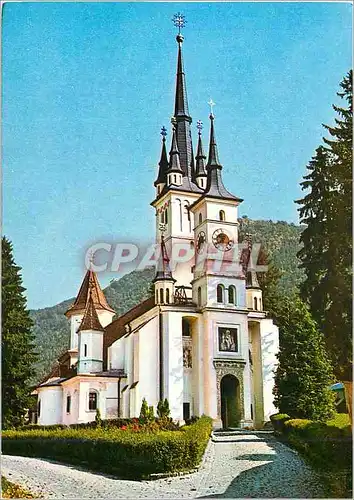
(190, 113), (245, 310)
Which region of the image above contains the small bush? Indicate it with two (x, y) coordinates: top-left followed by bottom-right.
(1, 476), (36, 498)
(270, 413), (290, 433)
(3, 416), (212, 479)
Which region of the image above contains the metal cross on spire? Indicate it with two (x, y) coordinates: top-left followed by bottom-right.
(208, 99), (216, 116)
(172, 12), (187, 34)
(161, 126), (167, 138)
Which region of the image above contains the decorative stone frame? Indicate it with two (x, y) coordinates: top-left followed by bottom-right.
(213, 359), (246, 422)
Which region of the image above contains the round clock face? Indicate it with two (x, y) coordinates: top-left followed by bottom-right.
(212, 228), (234, 251)
(196, 231), (206, 254)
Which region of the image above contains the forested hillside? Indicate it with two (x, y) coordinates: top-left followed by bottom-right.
(30, 219), (304, 383)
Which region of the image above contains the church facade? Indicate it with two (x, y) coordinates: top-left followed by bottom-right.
(35, 26), (279, 429)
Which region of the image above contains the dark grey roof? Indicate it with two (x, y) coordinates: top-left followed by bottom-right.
(190, 116), (243, 208)
(167, 127), (183, 173)
(154, 135), (169, 186)
(172, 35), (195, 184)
(39, 377), (67, 388)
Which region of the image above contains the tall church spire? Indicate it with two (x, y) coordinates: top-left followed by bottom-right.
(172, 13), (195, 184)
(202, 112), (243, 202)
(195, 120), (207, 177)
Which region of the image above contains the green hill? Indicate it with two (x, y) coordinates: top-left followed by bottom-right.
(30, 219), (304, 383)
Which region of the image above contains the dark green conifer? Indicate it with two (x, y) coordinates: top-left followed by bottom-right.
(2, 237), (37, 428)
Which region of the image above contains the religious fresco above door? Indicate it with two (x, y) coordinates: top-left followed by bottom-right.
(218, 327), (238, 353)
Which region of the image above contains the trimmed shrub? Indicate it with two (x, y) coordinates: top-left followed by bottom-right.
(2, 416), (212, 479)
(276, 416), (352, 497)
(270, 413), (290, 433)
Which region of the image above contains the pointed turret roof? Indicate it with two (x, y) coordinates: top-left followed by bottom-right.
(195, 123), (207, 177)
(65, 269), (115, 317)
(78, 290), (104, 332)
(192, 114), (243, 204)
(153, 236), (176, 282)
(154, 127), (169, 186)
(167, 125), (183, 173)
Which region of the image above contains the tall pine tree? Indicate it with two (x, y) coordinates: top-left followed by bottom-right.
(296, 71), (352, 384)
(273, 297), (335, 421)
(2, 237), (37, 428)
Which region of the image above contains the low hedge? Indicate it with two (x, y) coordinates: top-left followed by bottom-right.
(2, 416), (212, 479)
(19, 418), (134, 432)
(271, 414), (352, 498)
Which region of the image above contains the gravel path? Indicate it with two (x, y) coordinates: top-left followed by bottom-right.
(2, 432), (326, 499)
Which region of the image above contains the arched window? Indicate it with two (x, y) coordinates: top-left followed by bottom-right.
(182, 318), (191, 336)
(198, 213), (202, 225)
(259, 298), (262, 310)
(88, 391), (98, 411)
(160, 288), (164, 304)
(217, 284), (224, 303)
(174, 174), (177, 184)
(176, 199), (182, 231)
(219, 210), (225, 221)
(66, 395), (71, 414)
(156, 290), (158, 304)
(84, 344), (87, 357)
(228, 285), (236, 305)
(198, 287), (202, 307)
(184, 201), (191, 232)
(166, 288), (170, 304)
(254, 297), (258, 310)
(165, 209), (168, 224)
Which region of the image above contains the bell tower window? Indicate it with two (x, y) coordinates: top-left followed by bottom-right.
(160, 288), (164, 304)
(217, 284), (224, 303)
(254, 297), (258, 310)
(197, 287), (202, 307)
(219, 210), (225, 221)
(228, 285), (236, 305)
(199, 213), (202, 225)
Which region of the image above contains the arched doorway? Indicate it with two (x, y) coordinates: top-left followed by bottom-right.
(220, 374), (240, 428)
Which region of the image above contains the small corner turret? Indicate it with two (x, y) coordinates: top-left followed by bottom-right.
(153, 235), (176, 305)
(77, 289), (104, 374)
(167, 119), (183, 187)
(195, 120), (207, 190)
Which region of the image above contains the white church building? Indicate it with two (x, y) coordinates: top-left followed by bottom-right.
(35, 24), (279, 430)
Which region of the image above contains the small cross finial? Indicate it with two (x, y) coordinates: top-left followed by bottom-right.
(172, 12), (187, 34)
(197, 120), (203, 134)
(208, 99), (216, 116)
(161, 126), (167, 138)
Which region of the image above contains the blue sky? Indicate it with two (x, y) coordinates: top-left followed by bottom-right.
(2, 2), (352, 309)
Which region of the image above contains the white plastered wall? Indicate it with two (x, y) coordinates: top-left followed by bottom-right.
(259, 318), (279, 421)
(37, 386), (63, 425)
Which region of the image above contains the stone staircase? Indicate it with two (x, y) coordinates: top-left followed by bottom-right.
(211, 429), (274, 442)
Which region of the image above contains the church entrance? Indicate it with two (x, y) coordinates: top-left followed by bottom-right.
(220, 374), (240, 428)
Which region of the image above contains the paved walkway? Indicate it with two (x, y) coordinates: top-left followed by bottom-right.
(2, 432), (326, 499)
